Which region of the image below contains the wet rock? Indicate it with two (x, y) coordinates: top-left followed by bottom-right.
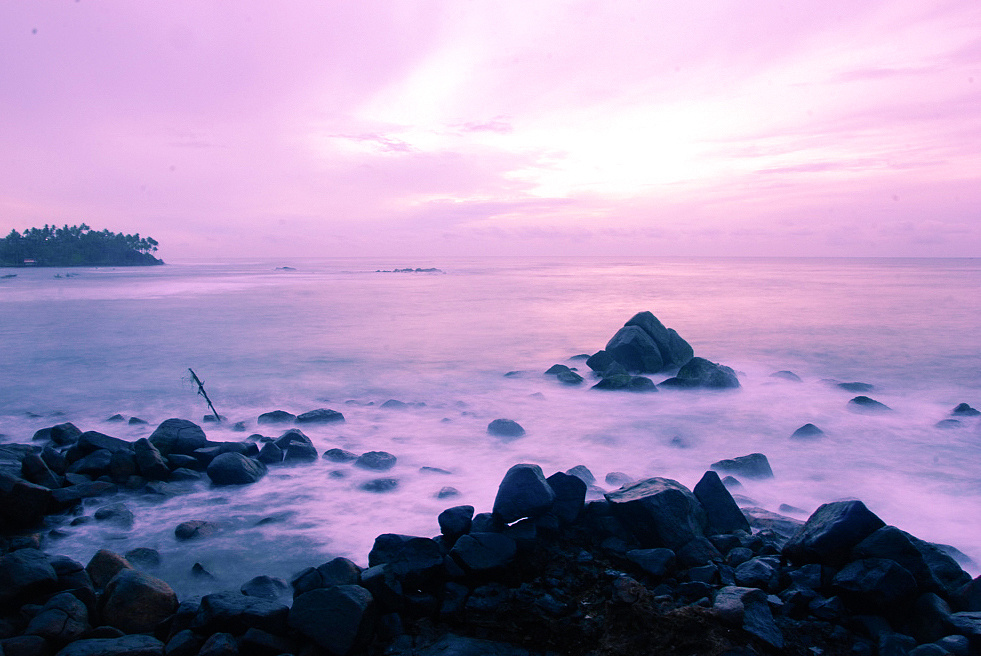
(693, 470), (750, 534)
(256, 442), (283, 464)
(85, 549), (132, 590)
(193, 590), (289, 635)
(129, 416), (149, 426)
(239, 627), (294, 656)
(257, 410), (295, 425)
(206, 452), (266, 485)
(240, 575), (289, 599)
(487, 419), (525, 438)
(711, 453), (773, 480)
(714, 586), (784, 649)
(289, 585), (375, 656)
(546, 471), (587, 523)
(292, 557), (362, 596)
(585, 349), (616, 373)
(42, 444), (67, 475)
(124, 548), (160, 569)
(660, 357), (740, 389)
(791, 423), (825, 439)
(591, 373), (633, 390)
(437, 486), (459, 498)
(324, 448), (358, 462)
(556, 370), (585, 384)
(76, 431), (133, 455)
(197, 632), (237, 656)
(133, 438), (170, 481)
(67, 449), (114, 477)
(450, 532), (517, 573)
(54, 634), (165, 656)
(604, 477), (707, 550)
(624, 311), (694, 369)
(566, 465), (595, 485)
(296, 408), (345, 424)
(25, 590), (89, 643)
(848, 396), (893, 413)
(361, 478), (399, 493)
(100, 569), (178, 634)
(175, 520), (219, 540)
(734, 557), (780, 590)
(677, 536), (723, 567)
(833, 558), (918, 611)
(628, 376), (657, 391)
(853, 526), (971, 598)
(149, 419), (208, 455)
(771, 370), (802, 382)
(0, 548), (58, 605)
(952, 403), (980, 417)
(32, 422), (82, 446)
(21, 453), (61, 489)
(493, 464), (556, 522)
(355, 451), (397, 471)
(381, 399), (409, 409)
(626, 548), (676, 577)
(784, 499), (886, 566)
(935, 419), (962, 429)
(93, 502), (135, 528)
(439, 505), (475, 541)
(109, 451), (138, 481)
(605, 325), (664, 372)
(838, 382), (876, 392)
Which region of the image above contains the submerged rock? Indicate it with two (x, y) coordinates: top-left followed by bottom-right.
(487, 419), (525, 438)
(206, 452), (267, 485)
(848, 396), (892, 413)
(355, 451), (397, 471)
(791, 423), (824, 439)
(710, 453), (774, 480)
(296, 408), (345, 424)
(952, 403), (980, 417)
(148, 419), (208, 456)
(660, 357), (740, 389)
(257, 410), (296, 425)
(770, 370), (802, 382)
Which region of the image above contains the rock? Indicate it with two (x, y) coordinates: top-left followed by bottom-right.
(21, 453), (61, 489)
(710, 453), (774, 480)
(585, 350), (616, 372)
(771, 371), (802, 382)
(256, 442), (283, 464)
(591, 374), (633, 390)
(354, 451), (397, 471)
(957, 575), (981, 611)
(784, 499), (886, 566)
(133, 438), (170, 481)
(546, 471), (587, 524)
(605, 325), (664, 372)
(193, 590), (289, 635)
(240, 575), (289, 599)
(289, 585), (375, 656)
(677, 536), (723, 567)
(25, 591), (89, 643)
(197, 633), (237, 656)
(239, 628), (294, 656)
(292, 557), (362, 596)
(257, 410), (296, 425)
(566, 465), (595, 485)
(838, 381), (876, 392)
(936, 419), (962, 429)
(450, 532), (517, 573)
(85, 549), (132, 590)
(283, 439), (318, 463)
(556, 370), (585, 385)
(100, 569), (178, 634)
(952, 403), (980, 417)
(67, 448), (114, 477)
(76, 431), (133, 455)
(206, 452), (266, 485)
(848, 396), (893, 413)
(692, 470), (750, 534)
(360, 478), (399, 492)
(148, 419), (208, 455)
(33, 422), (82, 446)
(853, 526), (971, 598)
(492, 464), (556, 523)
(713, 586), (784, 649)
(545, 364), (573, 375)
(791, 423), (825, 439)
(660, 357), (740, 389)
(623, 311), (694, 369)
(0, 548), (58, 605)
(94, 502), (135, 528)
(741, 507), (805, 539)
(124, 548), (160, 568)
(53, 634), (165, 656)
(129, 417), (149, 426)
(438, 505), (475, 541)
(437, 486), (459, 498)
(626, 548), (676, 577)
(381, 399), (409, 409)
(487, 419), (525, 438)
(604, 477), (707, 550)
(734, 557), (780, 590)
(296, 408), (345, 424)
(628, 376), (657, 391)
(324, 448), (358, 462)
(175, 520), (219, 540)
(833, 558), (918, 610)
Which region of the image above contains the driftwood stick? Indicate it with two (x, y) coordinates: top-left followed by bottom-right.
(188, 368), (221, 423)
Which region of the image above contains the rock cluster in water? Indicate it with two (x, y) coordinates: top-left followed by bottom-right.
(3, 413), (981, 656)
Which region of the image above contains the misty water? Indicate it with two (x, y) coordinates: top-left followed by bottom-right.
(1, 257), (979, 598)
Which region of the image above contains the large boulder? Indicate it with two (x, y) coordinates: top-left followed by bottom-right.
(710, 453), (774, 480)
(0, 473), (54, 527)
(660, 357), (740, 389)
(692, 470), (750, 534)
(853, 526), (971, 598)
(546, 472), (587, 524)
(832, 558), (919, 610)
(133, 438), (170, 481)
(100, 569), (178, 634)
(193, 591), (289, 635)
(149, 419), (208, 456)
(206, 452), (267, 485)
(604, 478), (707, 550)
(0, 548), (58, 605)
(605, 325), (664, 373)
(783, 500), (885, 566)
(33, 422), (82, 446)
(450, 532), (518, 573)
(623, 311), (694, 369)
(24, 591), (89, 643)
(493, 464), (556, 523)
(289, 585), (374, 656)
(76, 431), (133, 455)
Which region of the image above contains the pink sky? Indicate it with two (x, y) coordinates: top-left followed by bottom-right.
(1, 1), (979, 260)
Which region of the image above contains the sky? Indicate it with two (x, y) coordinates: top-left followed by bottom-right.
(1, 1), (979, 260)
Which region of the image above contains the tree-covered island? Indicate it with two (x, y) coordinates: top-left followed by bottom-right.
(0, 224), (163, 267)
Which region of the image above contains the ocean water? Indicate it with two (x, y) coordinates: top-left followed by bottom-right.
(1, 256), (979, 597)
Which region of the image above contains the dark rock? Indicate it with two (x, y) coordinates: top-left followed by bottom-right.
(175, 520), (219, 540)
(240, 575), (289, 599)
(194, 590), (289, 635)
(94, 502), (135, 528)
(734, 556), (780, 590)
(128, 416), (149, 426)
(166, 453), (201, 470)
(628, 376), (657, 391)
(545, 364), (573, 375)
(952, 403), (980, 417)
(677, 536), (723, 567)
(605, 325), (664, 372)
(283, 441), (318, 463)
(50, 481), (116, 508)
(605, 471), (634, 487)
(566, 465), (595, 485)
(33, 422), (82, 446)
(289, 585), (375, 655)
(437, 486), (459, 498)
(935, 419), (962, 429)
(67, 449), (114, 477)
(791, 423), (825, 439)
(711, 453), (773, 480)
(450, 532), (517, 573)
(256, 442), (283, 464)
(196, 632), (237, 656)
(693, 470), (750, 534)
(591, 374), (633, 390)
(360, 478), (399, 492)
(381, 399), (409, 409)
(100, 569), (178, 634)
(848, 396), (893, 413)
(41, 444), (67, 474)
(714, 586), (784, 649)
(296, 408), (345, 424)
(53, 634), (165, 656)
(487, 419), (525, 438)
(133, 438), (170, 481)
(438, 505), (474, 540)
(492, 464), (556, 522)
(471, 512), (502, 533)
(623, 311), (694, 370)
(292, 557), (362, 596)
(838, 382), (876, 392)
(206, 452), (266, 485)
(24, 590), (89, 644)
(124, 548), (160, 568)
(0, 548), (58, 605)
(626, 548), (676, 577)
(604, 477), (707, 550)
(833, 558), (918, 610)
(85, 549), (131, 589)
(784, 500), (886, 565)
(239, 627), (294, 656)
(854, 526), (971, 598)
(660, 357), (740, 389)
(771, 371), (802, 382)
(585, 350), (616, 372)
(324, 448), (358, 462)
(76, 431), (133, 455)
(21, 453), (61, 489)
(556, 370), (585, 385)
(546, 471), (587, 524)
(354, 451), (397, 471)
(957, 575), (981, 611)
(148, 419), (208, 455)
(109, 451), (138, 481)
(256, 410), (295, 425)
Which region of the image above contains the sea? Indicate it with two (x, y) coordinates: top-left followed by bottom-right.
(1, 256), (979, 597)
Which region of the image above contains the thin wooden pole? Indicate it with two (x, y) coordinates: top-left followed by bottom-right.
(188, 368), (221, 423)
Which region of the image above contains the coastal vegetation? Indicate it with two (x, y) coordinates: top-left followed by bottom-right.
(0, 224), (163, 267)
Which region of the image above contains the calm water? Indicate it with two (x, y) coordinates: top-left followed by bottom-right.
(1, 257), (979, 596)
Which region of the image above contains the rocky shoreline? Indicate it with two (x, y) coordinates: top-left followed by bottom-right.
(2, 415), (980, 656)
